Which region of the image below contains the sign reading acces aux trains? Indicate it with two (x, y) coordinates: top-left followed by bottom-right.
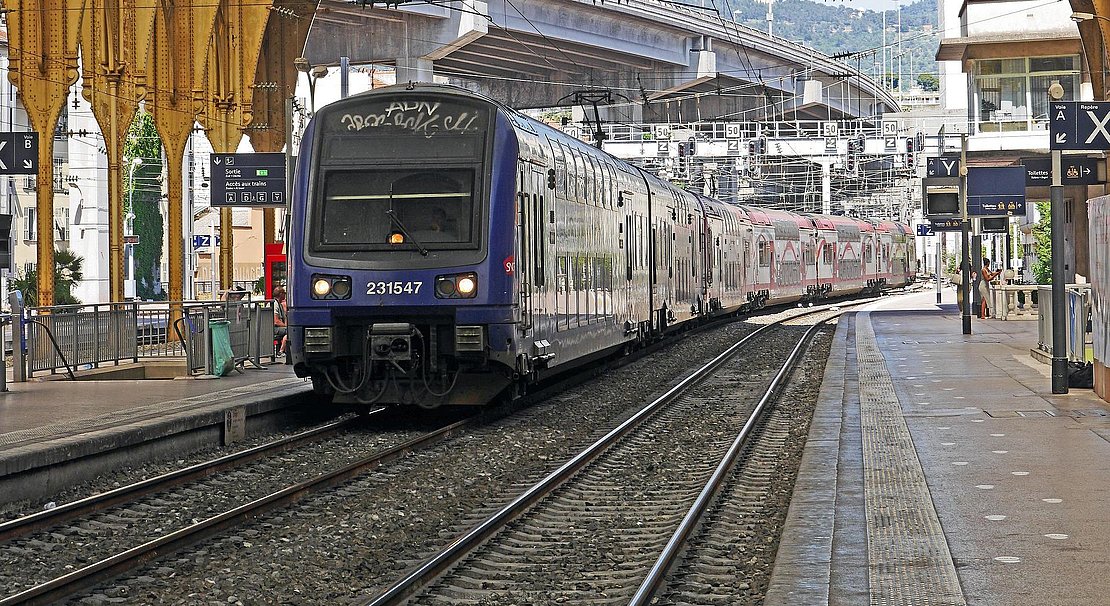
(210, 153), (286, 207)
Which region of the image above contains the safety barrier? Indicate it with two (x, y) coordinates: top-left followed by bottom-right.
(176, 300), (276, 376)
(16, 299), (276, 379)
(990, 284), (1039, 321)
(1036, 284), (1093, 362)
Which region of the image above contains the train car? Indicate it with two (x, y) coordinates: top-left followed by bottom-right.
(286, 83), (913, 408)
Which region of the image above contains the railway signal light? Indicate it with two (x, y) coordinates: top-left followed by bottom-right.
(905, 137), (915, 167)
(678, 142), (687, 156)
(687, 137), (696, 155)
(547, 168), (556, 190)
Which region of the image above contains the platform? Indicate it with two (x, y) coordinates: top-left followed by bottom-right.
(0, 362), (314, 505)
(767, 289), (1110, 606)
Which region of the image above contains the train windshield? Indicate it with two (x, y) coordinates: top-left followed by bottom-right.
(318, 168), (475, 248)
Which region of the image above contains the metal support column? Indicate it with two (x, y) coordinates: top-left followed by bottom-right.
(959, 134), (972, 334)
(1051, 149), (1068, 393)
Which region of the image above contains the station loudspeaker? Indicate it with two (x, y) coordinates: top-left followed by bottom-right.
(0, 214), (11, 271)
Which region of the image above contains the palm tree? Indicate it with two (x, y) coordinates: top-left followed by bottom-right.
(8, 249), (85, 306)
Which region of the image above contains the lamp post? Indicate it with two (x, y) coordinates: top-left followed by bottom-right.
(294, 57), (330, 114)
(1047, 80), (1069, 393)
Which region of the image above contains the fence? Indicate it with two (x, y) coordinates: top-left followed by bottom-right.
(18, 299), (276, 379)
(990, 284), (1040, 321)
(1036, 284), (1093, 363)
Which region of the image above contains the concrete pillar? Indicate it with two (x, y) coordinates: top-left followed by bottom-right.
(396, 58), (434, 84)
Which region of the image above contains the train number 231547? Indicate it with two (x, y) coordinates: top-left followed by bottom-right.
(366, 281), (423, 295)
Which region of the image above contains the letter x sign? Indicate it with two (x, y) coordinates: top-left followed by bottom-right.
(1050, 101), (1110, 150)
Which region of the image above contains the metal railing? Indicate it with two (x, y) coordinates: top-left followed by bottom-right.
(1036, 284), (1092, 363)
(17, 299), (276, 379)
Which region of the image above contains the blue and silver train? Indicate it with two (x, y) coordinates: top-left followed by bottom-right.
(287, 84), (915, 407)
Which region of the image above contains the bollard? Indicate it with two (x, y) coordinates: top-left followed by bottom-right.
(8, 291), (24, 383)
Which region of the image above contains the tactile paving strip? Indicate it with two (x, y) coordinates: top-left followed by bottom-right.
(0, 377), (305, 449)
(857, 312), (966, 606)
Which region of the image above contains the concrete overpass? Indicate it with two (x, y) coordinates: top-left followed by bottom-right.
(303, 0), (898, 123)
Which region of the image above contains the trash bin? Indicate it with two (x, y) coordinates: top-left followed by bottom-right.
(209, 320), (235, 377)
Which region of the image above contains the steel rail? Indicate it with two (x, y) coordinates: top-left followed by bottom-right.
(628, 316), (835, 605)
(358, 307), (837, 606)
(0, 414), (477, 606)
(0, 413), (373, 543)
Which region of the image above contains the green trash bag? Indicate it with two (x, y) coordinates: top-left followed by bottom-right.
(209, 320), (236, 377)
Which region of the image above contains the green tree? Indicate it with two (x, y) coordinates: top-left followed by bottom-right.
(917, 73), (939, 91)
(1031, 200), (1052, 284)
(8, 249), (85, 306)
(125, 111), (166, 300)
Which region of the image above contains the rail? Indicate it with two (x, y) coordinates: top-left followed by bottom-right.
(14, 298), (277, 379)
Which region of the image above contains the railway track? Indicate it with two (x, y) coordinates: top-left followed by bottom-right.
(359, 307), (845, 605)
(0, 411), (477, 606)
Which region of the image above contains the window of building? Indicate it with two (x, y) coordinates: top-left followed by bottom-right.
(54, 207), (70, 242)
(974, 56), (1079, 132)
(24, 208), (36, 241)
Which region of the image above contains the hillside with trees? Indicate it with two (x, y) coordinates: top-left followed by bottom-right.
(707, 0), (940, 90)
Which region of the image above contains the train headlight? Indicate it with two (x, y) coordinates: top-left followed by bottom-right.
(389, 232), (404, 245)
(457, 276), (477, 296)
(310, 274), (352, 300)
(434, 272), (479, 299)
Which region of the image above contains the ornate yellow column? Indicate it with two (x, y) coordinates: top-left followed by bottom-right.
(5, 0), (84, 306)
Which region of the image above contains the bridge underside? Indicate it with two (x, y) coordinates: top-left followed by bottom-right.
(305, 0), (892, 123)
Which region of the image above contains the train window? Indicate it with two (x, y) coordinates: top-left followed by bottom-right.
(317, 168), (475, 249)
(758, 240), (771, 267)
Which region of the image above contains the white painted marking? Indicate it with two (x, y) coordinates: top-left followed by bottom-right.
(925, 371), (934, 374)
(937, 426), (950, 430)
(976, 484), (995, 489)
(915, 393), (926, 396)
(1042, 498), (1063, 504)
(941, 442), (956, 446)
(918, 402), (931, 406)
(944, 387), (955, 391)
(1012, 471), (1030, 476)
(913, 384), (925, 387)
(952, 461), (969, 466)
(970, 418), (983, 421)
(994, 556), (1022, 563)
(932, 379), (942, 383)
(1045, 533), (1069, 540)
(991, 433), (1006, 437)
(956, 397), (968, 401)
(992, 450), (1008, 454)
(985, 515), (1007, 521)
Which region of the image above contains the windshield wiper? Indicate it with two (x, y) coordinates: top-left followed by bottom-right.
(386, 209), (429, 256)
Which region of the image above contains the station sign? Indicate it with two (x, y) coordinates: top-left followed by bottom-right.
(193, 234), (222, 249)
(916, 223), (933, 236)
(930, 218), (963, 231)
(0, 132), (38, 175)
(1049, 101), (1110, 150)
(123, 234), (139, 244)
(926, 155), (960, 178)
(979, 217), (1009, 233)
(922, 176), (960, 217)
(1020, 156), (1099, 186)
(967, 166), (1026, 216)
(210, 152), (286, 207)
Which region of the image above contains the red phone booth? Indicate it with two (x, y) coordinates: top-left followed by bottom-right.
(264, 242), (287, 298)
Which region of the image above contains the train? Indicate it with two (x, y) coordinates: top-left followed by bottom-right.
(286, 84), (915, 407)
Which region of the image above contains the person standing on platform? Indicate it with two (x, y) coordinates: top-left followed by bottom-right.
(273, 286), (289, 359)
(979, 258), (999, 318)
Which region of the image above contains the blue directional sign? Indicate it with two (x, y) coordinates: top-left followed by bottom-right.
(967, 166), (1026, 216)
(192, 235), (222, 249)
(930, 218), (963, 231)
(210, 152), (286, 207)
(916, 223), (933, 236)
(926, 155), (960, 178)
(1021, 156), (1099, 186)
(1050, 101), (1110, 150)
(0, 132), (38, 175)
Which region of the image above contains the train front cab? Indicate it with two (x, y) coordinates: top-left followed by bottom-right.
(287, 86), (523, 407)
